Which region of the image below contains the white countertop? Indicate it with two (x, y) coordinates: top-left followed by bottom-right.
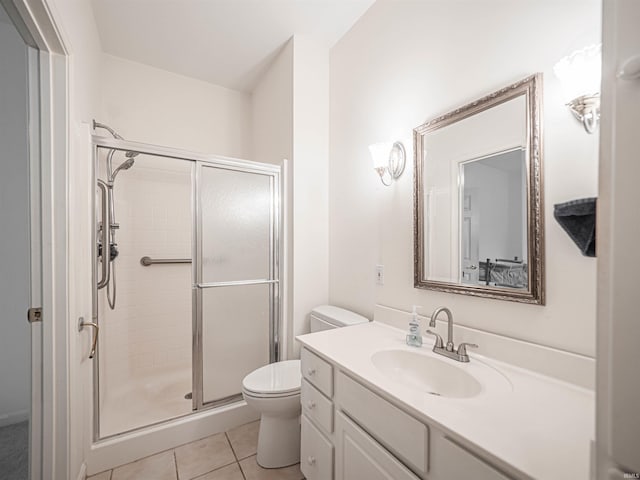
(297, 321), (595, 480)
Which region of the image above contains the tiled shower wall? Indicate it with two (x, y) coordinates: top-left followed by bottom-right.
(98, 154), (192, 407)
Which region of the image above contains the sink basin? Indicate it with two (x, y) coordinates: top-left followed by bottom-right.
(371, 349), (483, 398)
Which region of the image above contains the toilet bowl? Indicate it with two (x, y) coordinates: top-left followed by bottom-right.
(242, 360), (301, 468)
(241, 305), (369, 468)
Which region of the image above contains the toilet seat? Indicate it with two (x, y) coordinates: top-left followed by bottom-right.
(242, 359), (301, 398)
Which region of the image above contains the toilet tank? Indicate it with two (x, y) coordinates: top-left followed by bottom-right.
(309, 305), (369, 333)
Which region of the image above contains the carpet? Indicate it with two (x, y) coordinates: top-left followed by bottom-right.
(0, 420), (29, 480)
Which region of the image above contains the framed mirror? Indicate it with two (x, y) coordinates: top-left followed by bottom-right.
(413, 74), (544, 304)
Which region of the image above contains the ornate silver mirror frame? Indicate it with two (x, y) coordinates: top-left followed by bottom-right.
(413, 74), (544, 304)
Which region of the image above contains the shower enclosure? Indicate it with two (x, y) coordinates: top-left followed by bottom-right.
(91, 130), (281, 440)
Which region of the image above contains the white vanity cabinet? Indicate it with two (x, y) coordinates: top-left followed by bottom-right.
(336, 372), (429, 476)
(300, 346), (516, 480)
(335, 411), (420, 480)
(300, 348), (336, 480)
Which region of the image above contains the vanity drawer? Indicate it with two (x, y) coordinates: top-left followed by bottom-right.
(435, 437), (512, 480)
(301, 348), (334, 398)
(337, 372), (429, 476)
(335, 411), (420, 480)
(301, 414), (334, 480)
(302, 379), (334, 433)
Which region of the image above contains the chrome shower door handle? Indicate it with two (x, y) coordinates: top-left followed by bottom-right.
(97, 180), (110, 289)
(79, 317), (99, 359)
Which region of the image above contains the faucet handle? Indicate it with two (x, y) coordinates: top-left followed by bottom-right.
(426, 330), (444, 348)
(457, 343), (478, 356)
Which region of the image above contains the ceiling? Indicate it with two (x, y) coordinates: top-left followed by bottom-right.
(90, 0), (375, 92)
(0, 3), (12, 25)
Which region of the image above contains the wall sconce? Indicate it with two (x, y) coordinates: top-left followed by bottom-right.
(553, 44), (602, 134)
(369, 141), (406, 186)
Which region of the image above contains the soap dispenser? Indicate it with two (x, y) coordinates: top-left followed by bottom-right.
(406, 305), (423, 347)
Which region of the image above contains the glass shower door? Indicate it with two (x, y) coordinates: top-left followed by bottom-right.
(196, 163), (280, 407)
(94, 148), (194, 438)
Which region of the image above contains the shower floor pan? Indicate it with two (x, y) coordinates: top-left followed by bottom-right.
(99, 368), (192, 438)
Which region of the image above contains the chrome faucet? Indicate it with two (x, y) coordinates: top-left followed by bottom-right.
(426, 306), (477, 363)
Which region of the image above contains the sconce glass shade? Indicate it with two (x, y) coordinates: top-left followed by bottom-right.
(369, 142), (393, 169)
(369, 141), (406, 186)
(553, 44), (602, 134)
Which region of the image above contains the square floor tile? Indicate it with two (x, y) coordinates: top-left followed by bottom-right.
(175, 433), (236, 480)
(193, 462), (244, 480)
(87, 471), (112, 480)
(111, 450), (177, 480)
(226, 420), (260, 460)
(239, 455), (303, 480)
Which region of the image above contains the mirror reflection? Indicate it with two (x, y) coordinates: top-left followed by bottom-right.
(460, 148), (527, 288)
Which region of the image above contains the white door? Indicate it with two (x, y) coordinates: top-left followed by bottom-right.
(26, 47), (43, 480)
(597, 0), (640, 478)
(197, 162), (281, 408)
(0, 13), (42, 479)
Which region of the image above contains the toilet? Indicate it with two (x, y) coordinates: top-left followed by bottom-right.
(241, 305), (369, 468)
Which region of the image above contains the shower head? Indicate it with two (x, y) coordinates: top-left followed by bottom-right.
(111, 158), (135, 181)
(125, 150), (140, 158)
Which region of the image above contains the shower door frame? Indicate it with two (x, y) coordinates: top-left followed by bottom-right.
(91, 136), (282, 441)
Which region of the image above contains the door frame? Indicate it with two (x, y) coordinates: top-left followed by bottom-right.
(597, 0), (640, 477)
(1, 0), (69, 478)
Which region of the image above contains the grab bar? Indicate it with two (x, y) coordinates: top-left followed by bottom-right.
(197, 279), (278, 288)
(97, 180), (110, 289)
(140, 256), (192, 266)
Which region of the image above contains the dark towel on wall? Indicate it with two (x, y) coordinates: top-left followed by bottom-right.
(554, 197), (597, 257)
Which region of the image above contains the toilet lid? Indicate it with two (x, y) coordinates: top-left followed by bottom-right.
(242, 360), (301, 396)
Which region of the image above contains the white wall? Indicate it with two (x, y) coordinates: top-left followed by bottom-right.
(45, 0), (105, 477)
(0, 18), (30, 427)
(250, 36), (330, 358)
(330, 0), (600, 358)
(291, 36), (330, 355)
(251, 41), (293, 167)
(250, 40), (294, 356)
(101, 54), (252, 158)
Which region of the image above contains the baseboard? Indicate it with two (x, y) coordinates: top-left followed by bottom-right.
(76, 462), (87, 480)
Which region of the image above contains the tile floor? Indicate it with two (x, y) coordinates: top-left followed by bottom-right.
(87, 421), (305, 480)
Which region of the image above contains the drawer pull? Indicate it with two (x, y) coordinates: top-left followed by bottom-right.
(307, 367), (316, 376)
(307, 455), (316, 466)
(307, 400), (316, 409)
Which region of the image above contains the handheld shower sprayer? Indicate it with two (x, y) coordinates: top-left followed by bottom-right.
(94, 120), (139, 310)
(111, 157), (135, 182)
